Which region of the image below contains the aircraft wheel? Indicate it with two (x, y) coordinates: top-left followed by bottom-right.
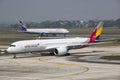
(49, 52), (55, 56)
(13, 54), (16, 59)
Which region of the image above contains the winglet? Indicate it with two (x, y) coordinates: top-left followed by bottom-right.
(19, 21), (27, 31)
(89, 22), (104, 43)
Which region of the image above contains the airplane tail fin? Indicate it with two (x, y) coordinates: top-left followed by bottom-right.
(19, 21), (27, 31)
(89, 22), (104, 43)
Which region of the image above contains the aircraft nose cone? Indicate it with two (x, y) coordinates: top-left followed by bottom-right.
(7, 48), (12, 53)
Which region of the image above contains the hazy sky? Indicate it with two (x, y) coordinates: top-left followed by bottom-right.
(0, 0), (120, 23)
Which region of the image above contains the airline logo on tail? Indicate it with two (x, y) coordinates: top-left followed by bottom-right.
(89, 22), (104, 43)
(19, 21), (27, 31)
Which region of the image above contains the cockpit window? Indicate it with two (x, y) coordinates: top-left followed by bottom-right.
(10, 45), (16, 47)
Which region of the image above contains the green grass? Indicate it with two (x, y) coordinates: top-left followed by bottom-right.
(101, 56), (120, 60)
(91, 39), (120, 47)
(0, 27), (120, 46)
(68, 27), (120, 35)
(0, 38), (34, 45)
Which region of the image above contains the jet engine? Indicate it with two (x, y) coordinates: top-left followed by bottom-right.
(54, 47), (68, 56)
(39, 32), (46, 37)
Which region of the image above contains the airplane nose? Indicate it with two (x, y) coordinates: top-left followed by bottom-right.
(66, 30), (69, 33)
(7, 48), (13, 53)
(65, 30), (69, 33)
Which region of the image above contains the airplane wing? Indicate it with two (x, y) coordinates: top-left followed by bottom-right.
(45, 42), (89, 50)
(45, 44), (67, 50)
(100, 38), (120, 42)
(45, 40), (112, 50)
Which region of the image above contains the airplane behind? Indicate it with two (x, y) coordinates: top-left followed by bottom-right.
(7, 22), (104, 58)
(19, 21), (69, 37)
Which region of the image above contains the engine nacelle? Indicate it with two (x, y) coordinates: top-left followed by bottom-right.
(54, 47), (68, 56)
(39, 32), (45, 37)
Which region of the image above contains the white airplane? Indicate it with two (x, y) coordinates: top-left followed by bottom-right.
(18, 21), (69, 37)
(7, 22), (104, 58)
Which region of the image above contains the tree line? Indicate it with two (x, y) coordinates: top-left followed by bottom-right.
(0, 18), (120, 29)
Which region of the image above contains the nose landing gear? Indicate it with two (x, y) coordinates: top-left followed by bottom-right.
(13, 54), (16, 59)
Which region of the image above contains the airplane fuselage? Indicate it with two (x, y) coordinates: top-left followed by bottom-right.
(26, 28), (69, 34)
(7, 37), (89, 53)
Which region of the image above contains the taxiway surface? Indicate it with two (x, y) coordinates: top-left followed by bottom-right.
(0, 46), (120, 80)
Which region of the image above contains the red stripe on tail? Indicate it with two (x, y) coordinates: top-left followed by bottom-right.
(89, 29), (97, 43)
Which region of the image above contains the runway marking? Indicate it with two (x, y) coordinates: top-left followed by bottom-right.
(38, 57), (89, 78)
(28, 61), (38, 64)
(48, 65), (89, 78)
(9, 61), (19, 64)
(38, 57), (53, 61)
(38, 57), (76, 66)
(54, 63), (76, 67)
(67, 66), (89, 76)
(9, 61), (38, 65)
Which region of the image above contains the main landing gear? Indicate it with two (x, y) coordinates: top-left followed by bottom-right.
(49, 52), (55, 56)
(13, 54), (16, 59)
